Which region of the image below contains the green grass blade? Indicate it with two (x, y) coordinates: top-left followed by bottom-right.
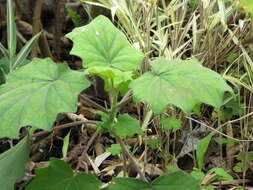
(66, 7), (84, 27)
(0, 42), (8, 57)
(7, 0), (17, 58)
(12, 32), (41, 70)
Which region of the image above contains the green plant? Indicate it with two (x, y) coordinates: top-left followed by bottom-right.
(26, 157), (200, 190)
(66, 7), (85, 27)
(190, 135), (234, 189)
(0, 14), (233, 189)
(26, 158), (102, 190)
(192, 167), (233, 190)
(212, 93), (244, 121)
(233, 151), (253, 172)
(0, 0), (40, 84)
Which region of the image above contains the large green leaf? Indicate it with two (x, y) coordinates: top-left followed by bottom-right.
(66, 15), (144, 71)
(130, 58), (233, 114)
(0, 58), (90, 138)
(105, 171), (200, 190)
(26, 158), (101, 190)
(0, 136), (30, 190)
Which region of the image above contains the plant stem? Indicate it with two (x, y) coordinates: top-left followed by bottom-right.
(30, 0), (44, 58)
(106, 80), (147, 180)
(39, 30), (53, 58)
(141, 109), (153, 130)
(116, 90), (133, 109)
(32, 120), (97, 137)
(141, 109), (153, 174)
(53, 0), (67, 60)
(79, 94), (108, 113)
(117, 137), (147, 181)
(108, 79), (119, 124)
(75, 131), (99, 171)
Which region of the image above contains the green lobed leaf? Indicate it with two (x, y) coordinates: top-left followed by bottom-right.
(66, 15), (144, 71)
(147, 139), (160, 149)
(216, 93), (244, 121)
(0, 58), (90, 138)
(130, 58), (233, 114)
(105, 171), (200, 190)
(96, 111), (113, 132)
(0, 136), (30, 190)
(106, 144), (122, 155)
(160, 117), (182, 132)
(26, 158), (101, 190)
(233, 162), (244, 172)
(85, 66), (133, 92)
(113, 114), (143, 139)
(106, 143), (130, 156)
(236, 152), (253, 161)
